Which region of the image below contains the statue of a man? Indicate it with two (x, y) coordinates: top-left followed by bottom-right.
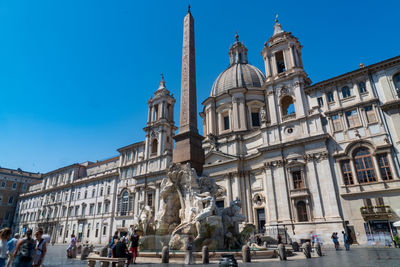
(193, 192), (216, 239)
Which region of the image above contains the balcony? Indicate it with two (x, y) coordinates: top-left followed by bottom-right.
(290, 187), (310, 198)
(360, 205), (393, 221)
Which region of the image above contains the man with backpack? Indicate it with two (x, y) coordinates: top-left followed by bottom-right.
(13, 229), (36, 267)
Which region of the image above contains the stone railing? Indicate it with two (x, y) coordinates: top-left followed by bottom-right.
(282, 113), (296, 122)
(360, 205), (392, 220)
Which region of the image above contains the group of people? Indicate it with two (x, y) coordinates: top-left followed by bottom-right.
(331, 231), (352, 251)
(0, 228), (46, 267)
(109, 230), (140, 266)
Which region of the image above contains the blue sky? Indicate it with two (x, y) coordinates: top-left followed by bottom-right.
(1, 0), (399, 173)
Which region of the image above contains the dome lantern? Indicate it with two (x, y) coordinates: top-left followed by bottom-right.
(228, 34), (248, 65)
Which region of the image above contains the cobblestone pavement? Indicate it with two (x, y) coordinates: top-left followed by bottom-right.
(41, 245), (400, 267)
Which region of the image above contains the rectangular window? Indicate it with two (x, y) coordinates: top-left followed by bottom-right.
(97, 203), (102, 214)
(317, 97), (324, 107)
(377, 154), (393, 180)
(275, 51), (286, 73)
(74, 206), (79, 217)
(340, 160), (354, 185)
(332, 115), (343, 131)
(89, 204), (94, 215)
(92, 189), (95, 198)
(292, 171), (304, 189)
(345, 109), (360, 128)
(341, 86), (351, 98)
(103, 226), (107, 235)
(12, 183), (17, 190)
(365, 106), (377, 123)
(105, 202), (110, 213)
(8, 196), (13, 204)
(251, 112), (260, 127)
(68, 207), (73, 216)
(359, 82), (367, 93)
(147, 193), (153, 207)
(327, 92), (334, 102)
(223, 116), (230, 130)
(1, 182), (5, 188)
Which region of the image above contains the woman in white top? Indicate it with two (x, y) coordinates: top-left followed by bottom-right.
(0, 228), (12, 267)
(32, 229), (46, 267)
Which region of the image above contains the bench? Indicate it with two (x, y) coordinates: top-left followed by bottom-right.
(86, 256), (126, 267)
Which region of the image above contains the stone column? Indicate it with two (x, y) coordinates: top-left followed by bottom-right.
(232, 97), (240, 130)
(264, 166), (277, 224)
(268, 91), (277, 125)
(238, 99), (247, 130)
(289, 46), (295, 69)
(134, 190), (139, 215)
(210, 104), (216, 134)
(349, 159), (359, 185)
(233, 174), (240, 202)
(274, 163), (291, 222)
(317, 156), (341, 219)
(306, 158), (324, 220)
(245, 172), (254, 224)
(372, 155), (384, 181)
(227, 174), (233, 203)
(155, 183), (160, 214)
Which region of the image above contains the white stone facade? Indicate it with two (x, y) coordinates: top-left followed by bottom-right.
(13, 20), (400, 246)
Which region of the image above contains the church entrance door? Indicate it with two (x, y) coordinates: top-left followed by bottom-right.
(256, 208), (266, 233)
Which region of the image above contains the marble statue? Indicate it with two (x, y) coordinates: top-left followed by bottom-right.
(155, 163), (247, 250)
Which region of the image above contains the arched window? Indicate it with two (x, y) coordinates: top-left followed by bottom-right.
(151, 139), (158, 155)
(358, 82), (367, 93)
(281, 95), (295, 116)
(393, 73), (400, 97)
(341, 86), (351, 98)
(297, 201), (308, 222)
(353, 148), (376, 183)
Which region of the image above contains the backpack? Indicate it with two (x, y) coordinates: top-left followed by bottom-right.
(18, 238), (36, 261)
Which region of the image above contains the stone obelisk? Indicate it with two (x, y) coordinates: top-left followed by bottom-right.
(173, 7), (205, 175)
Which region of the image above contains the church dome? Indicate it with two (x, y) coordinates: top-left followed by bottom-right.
(210, 35), (266, 96)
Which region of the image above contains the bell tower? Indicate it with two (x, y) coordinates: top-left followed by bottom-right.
(261, 16), (311, 122)
(144, 75), (177, 160)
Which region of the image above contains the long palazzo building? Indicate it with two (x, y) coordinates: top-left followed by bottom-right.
(12, 13), (400, 245)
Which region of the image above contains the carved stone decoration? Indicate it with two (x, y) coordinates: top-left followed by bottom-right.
(260, 109), (267, 123)
(278, 86), (291, 97)
(252, 193), (265, 206)
(155, 163), (246, 251)
(207, 133), (219, 151)
(150, 130), (158, 139)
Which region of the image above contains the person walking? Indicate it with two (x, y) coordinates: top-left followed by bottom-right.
(6, 234), (19, 267)
(130, 230), (139, 264)
(66, 234), (76, 258)
(13, 229), (36, 267)
(32, 229), (46, 267)
(0, 228), (12, 267)
(342, 231), (350, 251)
(331, 232), (339, 250)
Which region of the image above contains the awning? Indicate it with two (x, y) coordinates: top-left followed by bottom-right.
(393, 221), (400, 227)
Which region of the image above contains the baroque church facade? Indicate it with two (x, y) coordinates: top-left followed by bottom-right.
(12, 13), (400, 246)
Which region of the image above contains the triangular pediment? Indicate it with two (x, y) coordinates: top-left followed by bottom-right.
(204, 150), (237, 165)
